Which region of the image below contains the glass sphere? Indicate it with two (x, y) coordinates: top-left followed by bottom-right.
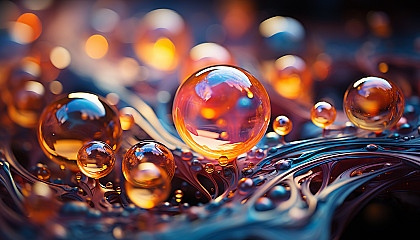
(273, 115), (292, 136)
(77, 141), (115, 179)
(343, 77), (405, 132)
(311, 101), (336, 128)
(122, 141), (175, 184)
(124, 162), (170, 209)
(173, 65), (271, 159)
(38, 92), (122, 171)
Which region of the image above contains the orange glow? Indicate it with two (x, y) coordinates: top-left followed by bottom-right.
(378, 62), (388, 73)
(11, 13), (42, 44)
(140, 37), (177, 71)
(85, 35), (108, 59)
(266, 55), (311, 100)
(134, 9), (190, 72)
(201, 107), (216, 119)
(273, 74), (302, 99)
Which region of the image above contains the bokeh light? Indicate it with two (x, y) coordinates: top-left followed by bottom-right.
(10, 13), (42, 44)
(85, 34), (109, 59)
(50, 46), (71, 69)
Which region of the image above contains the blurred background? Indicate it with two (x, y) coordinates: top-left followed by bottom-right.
(0, 0), (419, 239)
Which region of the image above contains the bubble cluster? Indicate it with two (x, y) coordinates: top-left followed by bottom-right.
(173, 65), (271, 160)
(37, 92), (122, 171)
(38, 92), (122, 170)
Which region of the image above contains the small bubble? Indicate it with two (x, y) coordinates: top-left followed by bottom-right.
(191, 159), (202, 172)
(106, 182), (114, 189)
(181, 150), (193, 161)
(255, 149), (265, 159)
(204, 163), (215, 174)
(218, 156), (229, 167)
(366, 144), (378, 151)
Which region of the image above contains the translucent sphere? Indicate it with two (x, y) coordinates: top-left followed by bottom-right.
(122, 141), (175, 184)
(311, 101), (336, 128)
(273, 115), (292, 136)
(77, 141), (115, 179)
(343, 77), (405, 132)
(7, 80), (47, 128)
(173, 65), (271, 159)
(38, 92), (122, 171)
(124, 162), (170, 209)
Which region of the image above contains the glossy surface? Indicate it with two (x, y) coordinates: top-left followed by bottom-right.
(273, 115), (292, 136)
(124, 162), (170, 209)
(310, 101), (336, 128)
(343, 77), (405, 132)
(77, 141), (115, 179)
(122, 141), (175, 184)
(173, 65), (271, 159)
(37, 92), (122, 171)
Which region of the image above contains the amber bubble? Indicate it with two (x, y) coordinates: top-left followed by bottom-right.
(77, 141), (115, 179)
(343, 77), (404, 132)
(122, 141), (175, 184)
(273, 115), (292, 136)
(173, 65), (271, 160)
(124, 162), (170, 209)
(204, 163), (215, 174)
(37, 92), (122, 171)
(218, 156), (230, 167)
(32, 163), (51, 181)
(310, 101), (336, 128)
